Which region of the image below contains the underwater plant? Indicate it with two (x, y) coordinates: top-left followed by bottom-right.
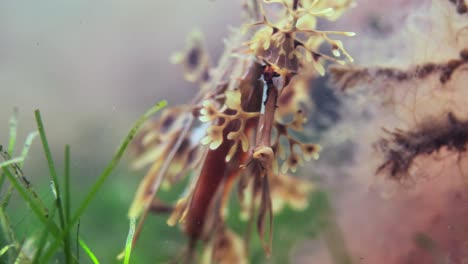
(125, 0), (354, 262)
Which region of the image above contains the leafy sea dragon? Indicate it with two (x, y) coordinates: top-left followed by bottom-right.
(125, 0), (354, 262)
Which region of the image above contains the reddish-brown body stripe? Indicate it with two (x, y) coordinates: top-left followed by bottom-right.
(184, 132), (233, 238)
(185, 61), (264, 240)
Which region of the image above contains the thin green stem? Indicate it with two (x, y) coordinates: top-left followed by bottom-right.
(8, 107), (18, 155)
(76, 220), (80, 262)
(79, 238), (100, 264)
(64, 145), (71, 225)
(34, 110), (71, 264)
(32, 204), (57, 264)
(124, 217), (136, 264)
(0, 108), (18, 200)
(19, 131), (39, 168)
(0, 157), (24, 168)
(1, 186), (14, 210)
(0, 172), (5, 194)
(0, 207), (18, 262)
